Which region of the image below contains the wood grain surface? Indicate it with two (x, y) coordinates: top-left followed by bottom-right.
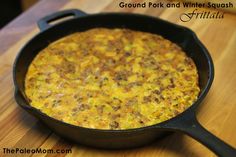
(0, 0), (236, 156)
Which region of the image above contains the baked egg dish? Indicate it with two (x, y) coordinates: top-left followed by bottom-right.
(25, 28), (200, 130)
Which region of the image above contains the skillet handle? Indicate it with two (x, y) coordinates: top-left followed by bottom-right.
(37, 9), (87, 32)
(166, 112), (236, 157)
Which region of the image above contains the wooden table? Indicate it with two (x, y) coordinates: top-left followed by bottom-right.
(0, 0), (236, 156)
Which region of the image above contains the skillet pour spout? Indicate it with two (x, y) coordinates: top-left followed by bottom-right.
(13, 9), (236, 157)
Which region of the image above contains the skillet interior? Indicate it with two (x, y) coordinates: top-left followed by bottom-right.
(13, 13), (213, 148)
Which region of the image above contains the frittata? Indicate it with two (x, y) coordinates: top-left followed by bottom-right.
(25, 28), (200, 130)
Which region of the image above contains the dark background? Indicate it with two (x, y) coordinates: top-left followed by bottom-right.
(0, 0), (38, 28)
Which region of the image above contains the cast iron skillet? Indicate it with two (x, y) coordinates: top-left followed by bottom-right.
(13, 9), (236, 156)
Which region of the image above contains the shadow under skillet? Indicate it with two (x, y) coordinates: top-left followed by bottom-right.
(67, 133), (206, 157)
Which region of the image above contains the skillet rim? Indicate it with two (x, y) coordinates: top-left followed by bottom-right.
(13, 11), (214, 133)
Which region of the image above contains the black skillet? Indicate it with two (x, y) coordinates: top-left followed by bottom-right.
(13, 9), (236, 156)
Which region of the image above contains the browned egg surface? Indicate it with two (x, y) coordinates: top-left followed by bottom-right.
(25, 28), (200, 130)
